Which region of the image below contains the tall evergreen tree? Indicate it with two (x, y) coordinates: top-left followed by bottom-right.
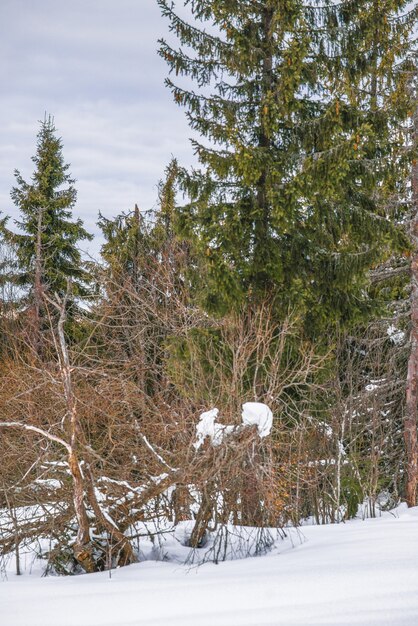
(0, 116), (92, 338)
(158, 0), (415, 329)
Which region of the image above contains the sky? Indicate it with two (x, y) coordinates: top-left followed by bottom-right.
(0, 0), (196, 257)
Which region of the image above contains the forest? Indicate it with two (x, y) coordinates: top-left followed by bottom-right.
(0, 0), (417, 580)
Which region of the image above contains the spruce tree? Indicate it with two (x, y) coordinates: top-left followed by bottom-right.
(0, 116), (92, 335)
(98, 160), (192, 391)
(99, 159), (190, 293)
(158, 0), (415, 329)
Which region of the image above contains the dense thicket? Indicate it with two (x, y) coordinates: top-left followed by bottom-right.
(0, 3), (417, 576)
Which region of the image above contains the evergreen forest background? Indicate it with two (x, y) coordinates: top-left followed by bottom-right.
(0, 0), (417, 574)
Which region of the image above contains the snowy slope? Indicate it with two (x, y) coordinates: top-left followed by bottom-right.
(2, 505), (418, 626)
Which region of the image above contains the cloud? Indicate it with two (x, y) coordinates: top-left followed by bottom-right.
(0, 0), (197, 256)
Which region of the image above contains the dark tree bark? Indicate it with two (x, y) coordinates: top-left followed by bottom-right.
(405, 93), (418, 507)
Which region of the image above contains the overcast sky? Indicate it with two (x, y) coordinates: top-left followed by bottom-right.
(0, 0), (196, 257)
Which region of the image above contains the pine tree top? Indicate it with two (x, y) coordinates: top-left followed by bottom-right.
(0, 115), (92, 300)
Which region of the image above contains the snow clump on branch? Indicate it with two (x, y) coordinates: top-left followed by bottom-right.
(194, 403), (273, 450)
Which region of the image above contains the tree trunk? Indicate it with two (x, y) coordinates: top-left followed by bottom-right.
(189, 490), (213, 548)
(68, 451), (96, 573)
(254, 7), (273, 289)
(173, 484), (191, 525)
(84, 466), (137, 567)
(55, 288), (96, 571)
(32, 206), (44, 354)
(240, 439), (264, 526)
(405, 95), (418, 507)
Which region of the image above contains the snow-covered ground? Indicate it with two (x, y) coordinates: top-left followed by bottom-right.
(2, 505), (418, 626)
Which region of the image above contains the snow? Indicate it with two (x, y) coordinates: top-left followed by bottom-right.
(387, 324), (405, 345)
(193, 408), (235, 449)
(194, 403), (273, 449)
(194, 408), (223, 449)
(241, 402), (273, 438)
(140, 433), (176, 471)
(3, 505), (418, 625)
(32, 478), (63, 489)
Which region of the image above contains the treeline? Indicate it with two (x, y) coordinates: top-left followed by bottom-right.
(0, 0), (417, 574)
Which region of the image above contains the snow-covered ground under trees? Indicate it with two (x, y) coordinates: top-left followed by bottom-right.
(2, 504), (418, 626)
